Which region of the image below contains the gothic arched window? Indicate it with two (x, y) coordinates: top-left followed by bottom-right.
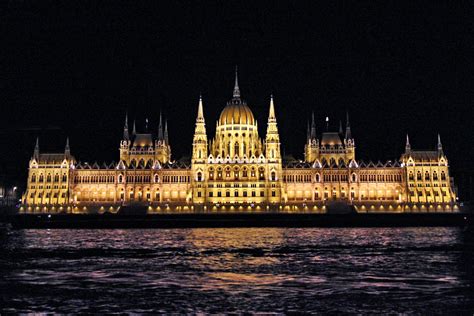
(352, 173), (357, 182)
(441, 171), (446, 181)
(62, 174), (67, 182)
(234, 142), (239, 156)
(154, 174), (159, 183)
(31, 174), (36, 183)
(270, 171), (276, 181)
(425, 171), (430, 181)
(197, 172), (202, 182)
(409, 171), (414, 181)
(433, 171), (438, 181)
(315, 173), (320, 182)
(417, 171), (422, 181)
(54, 174), (59, 182)
(46, 174), (51, 182)
(118, 174), (123, 183)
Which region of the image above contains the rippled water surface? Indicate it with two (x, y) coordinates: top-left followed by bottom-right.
(1, 227), (473, 313)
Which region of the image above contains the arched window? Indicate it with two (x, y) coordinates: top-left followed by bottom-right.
(118, 174), (123, 183)
(242, 168), (248, 177)
(352, 173), (357, 182)
(31, 174), (36, 183)
(234, 142), (239, 156)
(409, 171), (414, 181)
(441, 171), (446, 181)
(46, 174), (51, 182)
(425, 171), (430, 181)
(417, 171), (422, 181)
(198, 150), (202, 159)
(54, 174), (59, 182)
(197, 172), (202, 182)
(433, 171), (438, 181)
(315, 173), (320, 182)
(154, 174), (159, 183)
(243, 142), (247, 156)
(270, 171), (276, 181)
(62, 174), (67, 182)
(227, 142), (231, 155)
(259, 168), (265, 180)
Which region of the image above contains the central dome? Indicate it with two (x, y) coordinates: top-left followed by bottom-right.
(219, 100), (255, 125)
(218, 67), (255, 126)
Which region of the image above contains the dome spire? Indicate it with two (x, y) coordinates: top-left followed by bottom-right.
(268, 94), (276, 121)
(405, 134), (411, 153)
(197, 94), (205, 123)
(233, 65), (240, 98)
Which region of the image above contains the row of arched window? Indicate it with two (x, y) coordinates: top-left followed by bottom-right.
(31, 173), (67, 183)
(409, 171), (446, 181)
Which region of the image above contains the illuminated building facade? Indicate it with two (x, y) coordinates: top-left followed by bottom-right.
(21, 70), (458, 213)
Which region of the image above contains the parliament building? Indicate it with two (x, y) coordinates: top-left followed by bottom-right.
(21, 70), (458, 213)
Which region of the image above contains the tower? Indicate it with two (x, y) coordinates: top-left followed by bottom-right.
(304, 112), (319, 163)
(191, 95), (208, 203)
(119, 113), (131, 162)
(265, 94), (282, 203)
(155, 112), (171, 163)
(344, 111), (355, 161)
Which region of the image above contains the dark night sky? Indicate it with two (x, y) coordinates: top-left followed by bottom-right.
(1, 1), (473, 191)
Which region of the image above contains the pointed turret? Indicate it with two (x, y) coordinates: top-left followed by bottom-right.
(192, 94), (208, 163)
(123, 113), (129, 140)
(65, 137), (70, 157)
(405, 134), (411, 153)
(33, 137), (39, 159)
(265, 94), (281, 163)
(345, 111), (352, 139)
(339, 120), (343, 134)
(164, 120), (169, 144)
(310, 112), (316, 139)
(437, 133), (443, 153)
(196, 94), (205, 123)
(268, 94), (276, 122)
(306, 121), (310, 142)
(132, 120), (137, 136)
(158, 112), (163, 140)
(233, 66), (240, 98)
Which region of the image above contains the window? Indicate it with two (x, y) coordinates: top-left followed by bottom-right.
(197, 172), (203, 182)
(243, 191), (247, 197)
(441, 171), (446, 181)
(54, 174), (59, 182)
(351, 174), (357, 182)
(226, 191), (230, 197)
(271, 191), (276, 197)
(46, 174), (51, 182)
(234, 191), (238, 197)
(197, 192), (201, 197)
(409, 172), (414, 181)
(260, 191), (265, 197)
(209, 192), (213, 197)
(218, 191), (222, 197)
(425, 171), (430, 181)
(31, 174), (36, 182)
(417, 171), (422, 181)
(315, 174), (320, 182)
(270, 171), (276, 181)
(433, 172), (438, 181)
(118, 175), (123, 183)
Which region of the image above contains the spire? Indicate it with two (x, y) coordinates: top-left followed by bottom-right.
(158, 112), (163, 140)
(145, 118), (149, 132)
(325, 116), (329, 131)
(345, 111), (352, 139)
(233, 65), (240, 98)
(196, 94), (205, 123)
(405, 134), (411, 152)
(437, 133), (443, 152)
(164, 120), (169, 144)
(34, 137), (39, 159)
(123, 113), (129, 140)
(339, 120), (343, 134)
(306, 121), (310, 141)
(65, 137), (70, 157)
(132, 120), (136, 136)
(268, 94), (276, 121)
(310, 112), (316, 139)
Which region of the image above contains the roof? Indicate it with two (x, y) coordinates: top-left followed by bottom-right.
(133, 133), (154, 147)
(402, 151), (441, 161)
(321, 132), (343, 146)
(37, 153), (67, 163)
(219, 99), (255, 125)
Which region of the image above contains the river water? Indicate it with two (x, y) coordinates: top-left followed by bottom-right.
(0, 227), (473, 313)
